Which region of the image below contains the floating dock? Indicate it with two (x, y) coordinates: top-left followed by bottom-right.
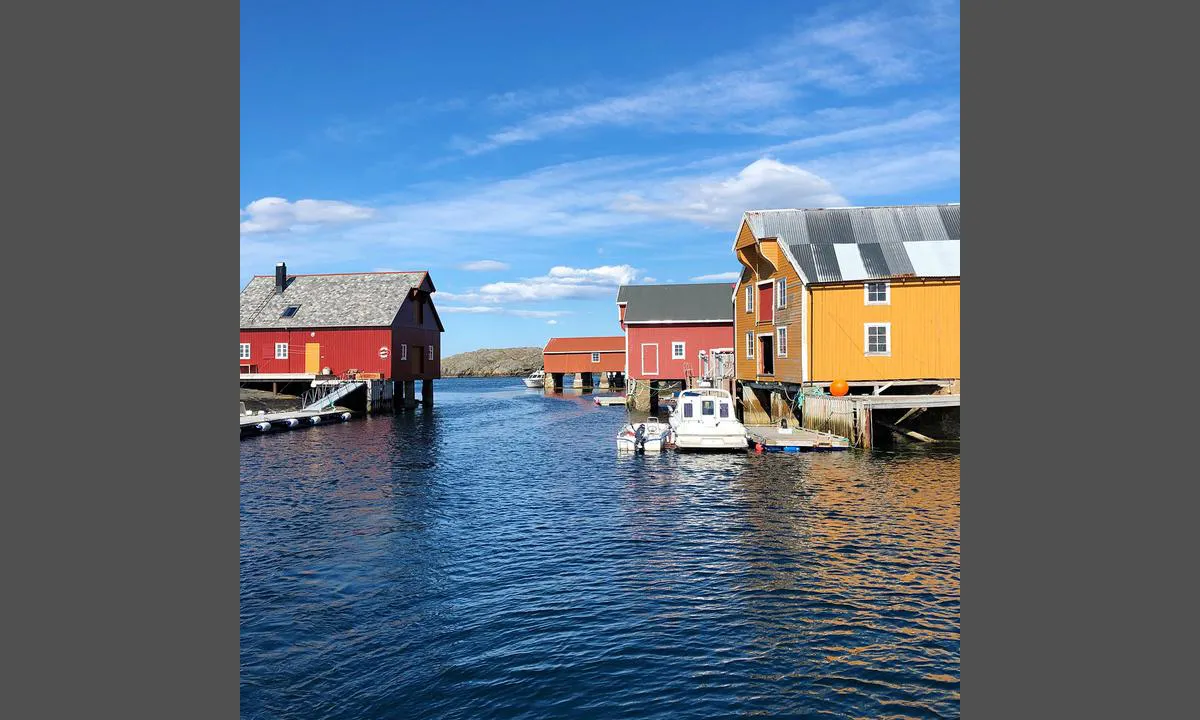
(240, 407), (354, 437)
(593, 395), (627, 407)
(746, 426), (851, 452)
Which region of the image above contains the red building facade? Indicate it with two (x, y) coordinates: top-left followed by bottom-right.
(239, 264), (443, 381)
(542, 336), (625, 374)
(616, 283), (735, 383)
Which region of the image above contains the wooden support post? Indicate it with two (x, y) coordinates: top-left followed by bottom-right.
(422, 379), (434, 408)
(572, 372), (584, 388)
(403, 380), (416, 409)
(599, 372), (610, 389)
(895, 406), (929, 426)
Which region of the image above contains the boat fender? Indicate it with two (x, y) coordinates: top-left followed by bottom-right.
(340, 412), (352, 421)
(310, 416), (322, 424)
(284, 418), (300, 428)
(255, 422), (271, 432)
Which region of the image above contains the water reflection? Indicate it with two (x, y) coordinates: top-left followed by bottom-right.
(242, 378), (959, 719)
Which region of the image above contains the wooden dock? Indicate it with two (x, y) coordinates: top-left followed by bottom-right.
(801, 393), (960, 448)
(746, 425), (851, 452)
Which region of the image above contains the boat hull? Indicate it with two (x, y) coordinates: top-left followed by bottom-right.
(672, 433), (748, 450)
(522, 379), (543, 388)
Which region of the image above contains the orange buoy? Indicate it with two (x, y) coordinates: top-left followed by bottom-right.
(830, 379), (849, 397)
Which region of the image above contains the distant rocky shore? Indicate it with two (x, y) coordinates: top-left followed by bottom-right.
(440, 347), (542, 378)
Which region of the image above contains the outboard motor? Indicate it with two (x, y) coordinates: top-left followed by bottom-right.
(634, 423), (647, 454)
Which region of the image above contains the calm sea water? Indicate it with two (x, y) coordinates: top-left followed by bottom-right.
(241, 377), (960, 719)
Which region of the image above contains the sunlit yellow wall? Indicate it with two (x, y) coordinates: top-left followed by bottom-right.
(809, 279), (959, 381)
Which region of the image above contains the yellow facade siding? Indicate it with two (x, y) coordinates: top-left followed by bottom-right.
(809, 279), (960, 381)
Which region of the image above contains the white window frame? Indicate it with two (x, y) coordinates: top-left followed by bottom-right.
(865, 281), (890, 305)
(240, 343), (251, 360)
(400, 343), (408, 361)
(274, 342), (288, 360)
(427, 345), (435, 361)
(591, 352), (601, 363)
(864, 322), (891, 356)
(745, 285), (753, 312)
(777, 326), (788, 357)
(776, 278), (787, 308)
(745, 332), (755, 358)
(671, 341), (686, 360)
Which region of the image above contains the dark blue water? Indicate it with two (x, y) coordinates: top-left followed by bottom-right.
(241, 378), (959, 719)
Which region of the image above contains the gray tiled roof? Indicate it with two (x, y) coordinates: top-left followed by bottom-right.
(240, 272), (428, 328)
(745, 204), (960, 283)
(618, 283), (734, 323)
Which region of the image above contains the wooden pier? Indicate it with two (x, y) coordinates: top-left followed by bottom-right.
(746, 426), (851, 452)
(801, 392), (960, 448)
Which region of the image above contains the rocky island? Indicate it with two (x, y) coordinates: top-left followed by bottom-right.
(440, 347), (542, 378)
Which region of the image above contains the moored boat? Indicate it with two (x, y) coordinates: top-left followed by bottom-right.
(617, 419), (670, 453)
(522, 370), (546, 388)
(667, 387), (748, 450)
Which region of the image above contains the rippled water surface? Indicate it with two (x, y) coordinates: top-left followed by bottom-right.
(241, 378), (960, 719)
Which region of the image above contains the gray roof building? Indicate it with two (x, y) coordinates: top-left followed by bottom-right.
(239, 264), (441, 329)
(741, 204), (960, 283)
(617, 283), (734, 323)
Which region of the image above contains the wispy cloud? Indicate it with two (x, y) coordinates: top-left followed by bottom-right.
(690, 271), (741, 282)
(547, 319), (558, 325)
(240, 197), (376, 235)
(439, 306), (569, 318)
(459, 260), (510, 272)
(454, 2), (957, 156)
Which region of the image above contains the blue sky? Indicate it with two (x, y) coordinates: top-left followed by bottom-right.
(241, 0), (959, 356)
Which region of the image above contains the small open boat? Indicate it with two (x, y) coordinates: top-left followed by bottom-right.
(617, 419), (670, 453)
(522, 369), (546, 388)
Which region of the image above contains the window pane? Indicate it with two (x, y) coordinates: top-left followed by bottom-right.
(684, 404), (693, 417)
(719, 403), (729, 417)
(702, 400), (714, 415)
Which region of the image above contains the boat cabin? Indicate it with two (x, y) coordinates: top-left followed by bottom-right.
(674, 388), (735, 422)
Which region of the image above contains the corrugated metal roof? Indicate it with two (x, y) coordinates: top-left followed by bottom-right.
(240, 271), (429, 328)
(745, 203), (960, 282)
(544, 336), (626, 353)
(618, 283), (734, 323)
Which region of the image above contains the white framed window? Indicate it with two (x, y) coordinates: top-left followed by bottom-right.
(427, 345), (435, 361)
(865, 281), (890, 305)
(745, 332), (755, 358)
(865, 323), (891, 356)
(400, 344), (408, 361)
(591, 352), (601, 363)
(274, 342), (288, 360)
(745, 285), (753, 312)
(240, 343), (251, 360)
(671, 342), (685, 359)
(777, 326), (788, 357)
(776, 278), (787, 308)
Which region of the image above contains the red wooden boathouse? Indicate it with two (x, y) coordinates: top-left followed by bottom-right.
(239, 262), (444, 405)
(616, 283), (735, 400)
(542, 336), (625, 388)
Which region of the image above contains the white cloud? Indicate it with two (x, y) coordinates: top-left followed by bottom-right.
(547, 319), (558, 325)
(642, 276), (657, 283)
(476, 265), (642, 302)
(690, 271), (741, 282)
(459, 260), (510, 272)
(615, 158), (847, 226)
(240, 197), (376, 235)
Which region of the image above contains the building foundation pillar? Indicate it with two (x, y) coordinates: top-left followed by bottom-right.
(403, 380), (417, 409)
(422, 379), (434, 408)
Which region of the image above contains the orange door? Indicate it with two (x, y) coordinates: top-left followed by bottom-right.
(305, 343), (321, 374)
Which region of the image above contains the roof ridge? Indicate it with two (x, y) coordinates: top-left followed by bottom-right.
(747, 202), (959, 213)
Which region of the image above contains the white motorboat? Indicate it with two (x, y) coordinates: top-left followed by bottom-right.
(522, 369), (546, 388)
(667, 387), (748, 450)
(617, 418), (671, 453)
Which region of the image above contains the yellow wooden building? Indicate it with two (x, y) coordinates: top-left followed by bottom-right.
(731, 204), (959, 419)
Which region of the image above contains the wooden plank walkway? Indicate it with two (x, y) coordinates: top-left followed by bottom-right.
(746, 425), (851, 451)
